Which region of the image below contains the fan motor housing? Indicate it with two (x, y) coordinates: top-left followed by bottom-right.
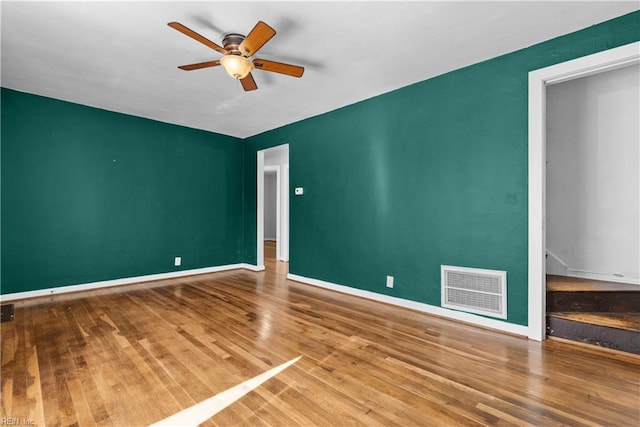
(222, 34), (246, 55)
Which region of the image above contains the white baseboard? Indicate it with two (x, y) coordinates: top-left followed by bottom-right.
(564, 270), (640, 286)
(0, 263), (263, 302)
(241, 263), (266, 272)
(286, 273), (529, 338)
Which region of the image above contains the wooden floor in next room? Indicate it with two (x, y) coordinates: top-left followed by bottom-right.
(1, 243), (639, 426)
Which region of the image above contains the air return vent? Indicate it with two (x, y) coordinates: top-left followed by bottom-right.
(441, 265), (507, 319)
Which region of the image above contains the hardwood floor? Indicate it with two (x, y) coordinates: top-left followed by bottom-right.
(2, 250), (639, 426)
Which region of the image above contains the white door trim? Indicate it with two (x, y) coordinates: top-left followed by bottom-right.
(256, 151), (265, 269)
(264, 165), (281, 258)
(281, 164), (290, 262)
(527, 41), (640, 341)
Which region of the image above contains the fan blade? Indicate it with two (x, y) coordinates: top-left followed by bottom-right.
(240, 73), (258, 91)
(252, 59), (304, 78)
(168, 22), (228, 55)
(178, 60), (221, 71)
(238, 21), (276, 57)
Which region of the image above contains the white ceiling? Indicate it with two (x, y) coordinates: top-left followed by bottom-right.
(2, 1), (638, 138)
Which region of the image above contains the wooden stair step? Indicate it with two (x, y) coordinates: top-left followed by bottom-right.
(546, 275), (640, 313)
(547, 313), (640, 354)
(546, 275), (640, 292)
(549, 312), (640, 331)
(547, 290), (640, 313)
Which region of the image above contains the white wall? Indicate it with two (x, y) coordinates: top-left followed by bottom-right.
(264, 145), (289, 261)
(264, 172), (277, 240)
(546, 64), (639, 283)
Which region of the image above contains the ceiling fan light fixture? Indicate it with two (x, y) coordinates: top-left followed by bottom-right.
(170, 21), (304, 91)
(220, 54), (253, 79)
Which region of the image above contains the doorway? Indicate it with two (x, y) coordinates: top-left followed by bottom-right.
(546, 64), (639, 284)
(256, 144), (290, 270)
(527, 41), (640, 341)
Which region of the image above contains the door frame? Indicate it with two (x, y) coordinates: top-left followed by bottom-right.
(527, 41), (640, 341)
(264, 165), (281, 258)
(257, 144), (290, 268)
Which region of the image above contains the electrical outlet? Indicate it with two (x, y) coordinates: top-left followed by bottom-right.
(386, 275), (394, 288)
(174, 256), (181, 266)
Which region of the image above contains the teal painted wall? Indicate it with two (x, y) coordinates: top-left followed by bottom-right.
(1, 88), (244, 294)
(243, 11), (640, 326)
(2, 12), (638, 326)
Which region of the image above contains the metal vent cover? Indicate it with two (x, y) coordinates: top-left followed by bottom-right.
(441, 265), (507, 319)
(1, 304), (15, 323)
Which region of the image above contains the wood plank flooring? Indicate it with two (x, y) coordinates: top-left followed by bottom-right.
(2, 249), (639, 426)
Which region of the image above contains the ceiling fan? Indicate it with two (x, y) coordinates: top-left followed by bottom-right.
(168, 20), (304, 91)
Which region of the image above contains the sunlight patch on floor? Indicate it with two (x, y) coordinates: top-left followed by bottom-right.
(150, 356), (302, 427)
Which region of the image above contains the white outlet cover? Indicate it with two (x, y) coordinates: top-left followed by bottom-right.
(295, 187), (304, 195)
(174, 256), (181, 266)
(386, 275), (394, 288)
